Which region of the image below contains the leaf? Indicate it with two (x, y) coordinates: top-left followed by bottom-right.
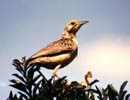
(54, 76), (67, 87)
(119, 81), (128, 96)
(90, 79), (99, 87)
(18, 92), (29, 100)
(97, 96), (104, 100)
(26, 67), (41, 93)
(14, 94), (18, 100)
(107, 85), (118, 100)
(13, 59), (21, 65)
(33, 80), (42, 97)
(8, 91), (13, 100)
(10, 82), (28, 95)
(18, 95), (23, 100)
(101, 88), (108, 98)
(38, 70), (48, 84)
(12, 74), (25, 83)
(89, 89), (99, 94)
(121, 90), (127, 100)
(27, 66), (40, 81)
(32, 74), (41, 84)
(108, 84), (118, 95)
(125, 94), (130, 100)
(12, 59), (23, 74)
(102, 87), (108, 93)
(95, 85), (102, 97)
(10, 79), (21, 84)
(27, 67), (35, 81)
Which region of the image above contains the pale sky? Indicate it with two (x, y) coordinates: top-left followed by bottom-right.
(0, 0), (130, 99)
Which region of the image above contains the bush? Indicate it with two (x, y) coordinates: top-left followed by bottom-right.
(7, 57), (130, 100)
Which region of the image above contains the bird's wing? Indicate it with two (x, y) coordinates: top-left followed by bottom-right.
(29, 39), (75, 59)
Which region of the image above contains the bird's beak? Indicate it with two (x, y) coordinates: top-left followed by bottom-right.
(80, 21), (89, 25)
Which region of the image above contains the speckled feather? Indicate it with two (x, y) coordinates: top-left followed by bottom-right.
(26, 20), (88, 70)
(30, 38), (78, 59)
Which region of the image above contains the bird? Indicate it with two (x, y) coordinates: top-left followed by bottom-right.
(26, 20), (89, 78)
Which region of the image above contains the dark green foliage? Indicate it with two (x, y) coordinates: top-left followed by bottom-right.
(7, 57), (130, 100)
(87, 81), (130, 100)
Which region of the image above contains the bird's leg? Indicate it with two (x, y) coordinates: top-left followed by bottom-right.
(53, 64), (61, 79)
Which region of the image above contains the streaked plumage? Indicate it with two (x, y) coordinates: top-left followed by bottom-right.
(27, 20), (89, 78)
(29, 38), (78, 69)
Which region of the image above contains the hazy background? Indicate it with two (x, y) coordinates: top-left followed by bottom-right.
(0, 0), (130, 99)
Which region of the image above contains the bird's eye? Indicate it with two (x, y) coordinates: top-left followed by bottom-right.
(71, 22), (75, 25)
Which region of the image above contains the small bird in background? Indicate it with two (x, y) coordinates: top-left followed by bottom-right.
(27, 20), (89, 78)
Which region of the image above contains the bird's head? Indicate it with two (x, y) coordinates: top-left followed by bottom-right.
(64, 20), (89, 35)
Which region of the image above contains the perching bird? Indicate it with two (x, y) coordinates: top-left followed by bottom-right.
(27, 20), (89, 78)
